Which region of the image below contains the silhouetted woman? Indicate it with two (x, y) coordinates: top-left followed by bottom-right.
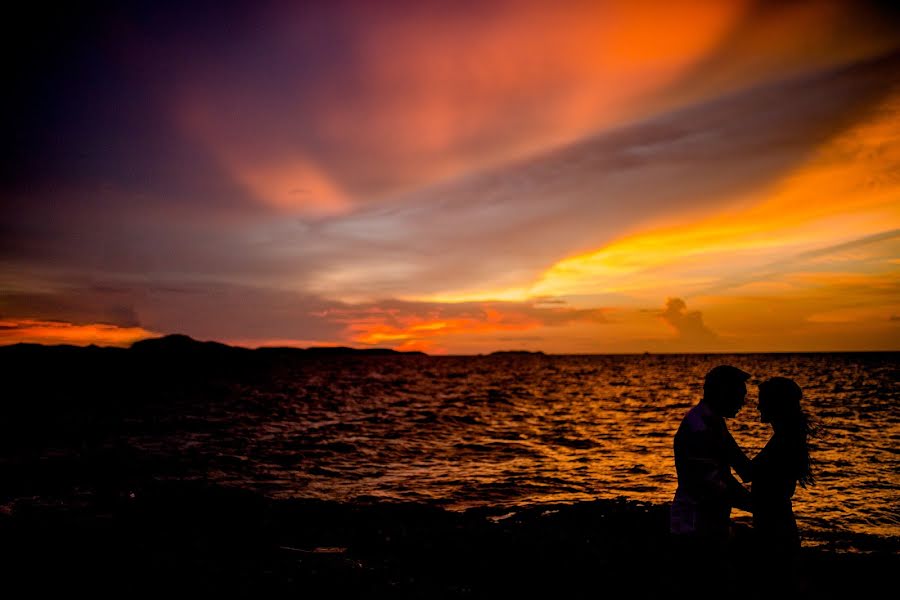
(751, 376), (818, 587)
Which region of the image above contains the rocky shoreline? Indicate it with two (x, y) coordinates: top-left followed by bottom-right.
(2, 481), (895, 598)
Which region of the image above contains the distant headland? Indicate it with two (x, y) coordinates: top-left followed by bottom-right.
(2, 333), (428, 357)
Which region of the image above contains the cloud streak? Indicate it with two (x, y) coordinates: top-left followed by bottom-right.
(309, 53), (899, 301)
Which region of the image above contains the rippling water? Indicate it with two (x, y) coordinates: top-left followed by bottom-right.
(116, 352), (900, 550)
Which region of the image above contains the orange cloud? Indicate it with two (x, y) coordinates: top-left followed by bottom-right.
(224, 156), (349, 216)
(392, 338), (444, 354)
(178, 1), (752, 212)
(345, 310), (540, 347)
(520, 86), (900, 300)
(178, 98), (350, 215)
(325, 301), (608, 352)
(0, 319), (157, 347)
(177, 0), (900, 214)
(656, 0), (900, 108)
(389, 77), (900, 352)
(327, 0), (748, 176)
(696, 269), (900, 351)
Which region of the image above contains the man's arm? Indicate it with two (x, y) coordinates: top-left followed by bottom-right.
(676, 427), (737, 501)
(725, 430), (752, 483)
(725, 473), (752, 511)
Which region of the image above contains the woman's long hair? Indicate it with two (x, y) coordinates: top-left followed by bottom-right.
(758, 377), (820, 488)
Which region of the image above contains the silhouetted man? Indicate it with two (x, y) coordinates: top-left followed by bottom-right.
(670, 364), (753, 577)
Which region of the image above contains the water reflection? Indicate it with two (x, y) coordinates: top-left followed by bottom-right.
(122, 353), (898, 546)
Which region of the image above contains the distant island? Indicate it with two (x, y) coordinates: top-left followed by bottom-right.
(3, 333), (428, 357)
(0, 334), (428, 395)
(486, 350), (547, 356)
(0, 333), (431, 423)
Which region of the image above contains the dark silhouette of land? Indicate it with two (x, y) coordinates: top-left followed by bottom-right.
(0, 334), (424, 453)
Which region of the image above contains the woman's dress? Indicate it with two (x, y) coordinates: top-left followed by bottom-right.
(751, 433), (801, 561)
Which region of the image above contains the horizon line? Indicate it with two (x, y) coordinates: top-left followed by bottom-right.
(2, 333), (898, 357)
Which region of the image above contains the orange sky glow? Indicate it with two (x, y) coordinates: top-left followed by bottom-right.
(0, 319), (159, 347)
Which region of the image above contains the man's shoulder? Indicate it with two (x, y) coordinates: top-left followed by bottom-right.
(678, 402), (716, 434)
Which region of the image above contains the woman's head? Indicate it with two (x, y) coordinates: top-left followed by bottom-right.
(757, 376), (818, 487)
(757, 376), (803, 426)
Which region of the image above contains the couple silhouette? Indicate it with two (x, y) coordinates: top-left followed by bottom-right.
(670, 365), (817, 597)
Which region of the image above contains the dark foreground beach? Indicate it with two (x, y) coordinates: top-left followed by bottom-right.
(1, 481), (896, 598)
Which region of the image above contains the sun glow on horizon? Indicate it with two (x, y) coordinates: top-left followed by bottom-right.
(0, 319), (158, 347)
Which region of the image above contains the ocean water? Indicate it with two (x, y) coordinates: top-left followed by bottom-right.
(119, 352), (899, 551)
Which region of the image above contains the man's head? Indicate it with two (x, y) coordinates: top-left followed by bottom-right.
(703, 364), (751, 418)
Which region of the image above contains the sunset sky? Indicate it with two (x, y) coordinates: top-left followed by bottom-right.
(3, 0), (899, 353)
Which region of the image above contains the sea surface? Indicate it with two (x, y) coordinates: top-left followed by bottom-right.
(96, 352), (899, 553)
(3, 350), (898, 555)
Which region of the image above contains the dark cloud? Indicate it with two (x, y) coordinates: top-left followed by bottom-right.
(789, 229), (900, 262)
(0, 289), (141, 328)
(697, 229), (900, 297)
(660, 298), (718, 343)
